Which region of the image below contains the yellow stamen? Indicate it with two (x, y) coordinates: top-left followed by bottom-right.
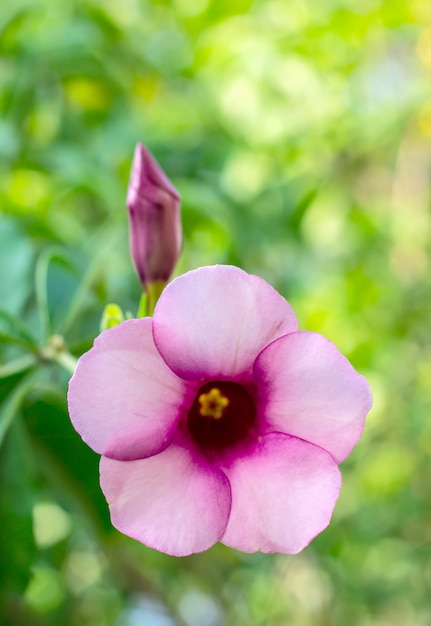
(198, 388), (229, 420)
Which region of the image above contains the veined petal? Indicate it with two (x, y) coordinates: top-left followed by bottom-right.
(220, 433), (341, 554)
(153, 265), (297, 381)
(254, 331), (372, 463)
(100, 444), (231, 556)
(68, 319), (190, 461)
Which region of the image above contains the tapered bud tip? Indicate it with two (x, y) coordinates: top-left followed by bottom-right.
(127, 143), (179, 209)
(126, 143), (182, 293)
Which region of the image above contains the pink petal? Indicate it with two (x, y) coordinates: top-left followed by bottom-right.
(68, 319), (191, 460)
(100, 444), (231, 556)
(153, 265), (297, 381)
(220, 433), (341, 554)
(254, 331), (373, 463)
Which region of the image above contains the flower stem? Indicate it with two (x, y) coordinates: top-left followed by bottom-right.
(146, 280), (166, 316)
(53, 351), (78, 375)
(38, 335), (78, 375)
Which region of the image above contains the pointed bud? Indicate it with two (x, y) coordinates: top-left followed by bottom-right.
(127, 143), (182, 293)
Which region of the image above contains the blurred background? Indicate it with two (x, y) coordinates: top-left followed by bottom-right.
(1, 0), (431, 624)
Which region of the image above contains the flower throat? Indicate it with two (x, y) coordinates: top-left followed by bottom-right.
(187, 381), (256, 450)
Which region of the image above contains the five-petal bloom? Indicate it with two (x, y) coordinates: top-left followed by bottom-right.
(68, 265), (372, 556)
(127, 143), (181, 290)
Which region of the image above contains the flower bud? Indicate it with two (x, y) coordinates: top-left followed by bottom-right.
(127, 143), (181, 293)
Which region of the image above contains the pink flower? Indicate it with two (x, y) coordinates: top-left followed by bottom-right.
(68, 265), (372, 556)
(127, 143), (182, 289)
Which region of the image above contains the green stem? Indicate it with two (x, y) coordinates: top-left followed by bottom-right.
(146, 281), (166, 316)
(53, 351), (78, 375)
(38, 338), (78, 376)
(137, 293), (148, 318)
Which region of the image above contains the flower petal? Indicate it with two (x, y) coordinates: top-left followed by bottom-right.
(153, 265), (297, 381)
(100, 444), (231, 556)
(220, 433), (341, 554)
(254, 331), (372, 463)
(68, 319), (191, 461)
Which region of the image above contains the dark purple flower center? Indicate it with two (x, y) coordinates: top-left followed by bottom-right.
(187, 381), (256, 450)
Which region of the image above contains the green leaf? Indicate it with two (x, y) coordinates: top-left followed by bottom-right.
(61, 227), (123, 336)
(0, 308), (37, 349)
(0, 218), (33, 317)
(0, 354), (37, 379)
(35, 247), (76, 340)
(0, 375), (38, 448)
(25, 395), (111, 535)
(0, 419), (37, 594)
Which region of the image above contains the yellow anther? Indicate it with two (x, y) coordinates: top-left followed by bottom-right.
(198, 388), (229, 419)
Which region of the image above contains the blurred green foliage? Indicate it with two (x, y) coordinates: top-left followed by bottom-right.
(1, 0), (431, 624)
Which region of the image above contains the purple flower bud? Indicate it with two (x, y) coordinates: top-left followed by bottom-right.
(127, 143), (182, 291)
